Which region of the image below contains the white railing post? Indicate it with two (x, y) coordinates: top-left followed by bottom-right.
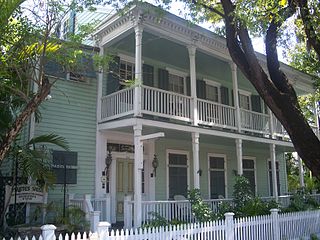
(41, 224), (56, 240)
(106, 194), (111, 222)
(270, 208), (280, 240)
(66, 193), (75, 207)
(84, 194), (92, 221)
(224, 212), (234, 240)
(90, 211), (100, 232)
(124, 195), (133, 229)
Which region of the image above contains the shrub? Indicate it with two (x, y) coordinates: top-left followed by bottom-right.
(188, 189), (216, 222)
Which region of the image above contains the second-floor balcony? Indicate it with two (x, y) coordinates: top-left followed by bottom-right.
(100, 85), (319, 140)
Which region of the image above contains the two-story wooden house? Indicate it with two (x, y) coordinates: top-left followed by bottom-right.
(29, 2), (319, 228)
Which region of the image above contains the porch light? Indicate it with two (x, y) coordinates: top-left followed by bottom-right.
(152, 154), (159, 177)
(105, 147), (113, 174)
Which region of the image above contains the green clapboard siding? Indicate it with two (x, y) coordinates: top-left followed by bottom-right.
(34, 77), (97, 201)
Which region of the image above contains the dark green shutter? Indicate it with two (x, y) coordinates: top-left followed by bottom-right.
(158, 68), (169, 90)
(221, 86), (229, 105)
(196, 80), (206, 99)
(186, 77), (191, 96)
(44, 59), (66, 78)
(231, 90), (234, 106)
(106, 56), (120, 94)
(80, 55), (96, 78)
(143, 64), (154, 87)
(69, 10), (76, 34)
(251, 95), (262, 112)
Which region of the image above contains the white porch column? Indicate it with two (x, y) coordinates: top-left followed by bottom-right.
(270, 144), (278, 201)
(235, 139), (243, 175)
(268, 109), (275, 138)
(192, 132), (200, 189)
(230, 63), (241, 132)
(134, 22), (143, 117)
(95, 46), (106, 198)
(298, 155), (305, 188)
(188, 45), (198, 125)
(133, 124), (143, 228)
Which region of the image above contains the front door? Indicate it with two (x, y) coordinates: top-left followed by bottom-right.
(116, 158), (134, 222)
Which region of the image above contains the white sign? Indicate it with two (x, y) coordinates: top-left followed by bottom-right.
(9, 185), (44, 204)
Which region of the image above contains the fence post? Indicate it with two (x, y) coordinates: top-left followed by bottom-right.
(224, 212), (234, 240)
(270, 208), (280, 240)
(124, 195), (133, 229)
(84, 194), (92, 221)
(90, 211), (100, 232)
(41, 224), (56, 240)
(98, 221), (111, 238)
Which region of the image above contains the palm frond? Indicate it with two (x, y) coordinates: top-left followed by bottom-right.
(28, 133), (69, 150)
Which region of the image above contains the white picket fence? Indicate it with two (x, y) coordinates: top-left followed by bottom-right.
(4, 209), (320, 240)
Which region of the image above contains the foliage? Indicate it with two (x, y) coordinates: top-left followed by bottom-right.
(188, 189), (216, 222)
(142, 212), (186, 228)
(233, 175), (254, 211)
(282, 189), (320, 212)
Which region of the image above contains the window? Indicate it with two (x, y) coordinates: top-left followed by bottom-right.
(62, 19), (69, 40)
(168, 74), (185, 94)
(242, 158), (256, 194)
(119, 60), (135, 86)
(168, 151), (189, 199)
(209, 155), (226, 199)
(239, 93), (251, 110)
(268, 161), (280, 196)
(205, 80), (221, 103)
(52, 151), (78, 184)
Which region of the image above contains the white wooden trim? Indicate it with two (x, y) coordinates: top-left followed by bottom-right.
(98, 118), (294, 147)
(118, 53), (136, 64)
(207, 153), (228, 199)
(242, 156), (257, 194)
(238, 89), (252, 96)
(166, 68), (188, 78)
(166, 149), (190, 200)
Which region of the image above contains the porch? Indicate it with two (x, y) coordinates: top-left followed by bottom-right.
(70, 193), (320, 230)
(100, 85), (319, 139)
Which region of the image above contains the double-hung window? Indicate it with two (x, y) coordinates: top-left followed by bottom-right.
(119, 60), (135, 85)
(168, 151), (189, 199)
(208, 154), (226, 199)
(242, 158), (256, 195)
(268, 161), (280, 196)
(239, 91), (251, 110)
(168, 74), (185, 94)
(205, 80), (220, 103)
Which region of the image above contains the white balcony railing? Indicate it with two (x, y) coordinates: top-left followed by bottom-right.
(101, 87), (134, 121)
(142, 85), (192, 121)
(197, 99), (236, 129)
(240, 109), (270, 134)
(100, 86), (319, 140)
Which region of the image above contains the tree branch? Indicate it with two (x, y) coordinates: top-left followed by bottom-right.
(191, 0), (225, 18)
(297, 0), (320, 60)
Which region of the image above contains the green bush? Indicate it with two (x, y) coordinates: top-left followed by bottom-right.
(282, 188), (320, 212)
(188, 189), (217, 222)
(142, 212), (186, 228)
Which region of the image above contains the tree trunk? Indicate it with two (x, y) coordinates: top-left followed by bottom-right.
(0, 80), (52, 163)
(221, 0), (320, 178)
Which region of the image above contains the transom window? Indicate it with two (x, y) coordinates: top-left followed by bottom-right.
(120, 60), (135, 83)
(168, 74), (185, 94)
(209, 155), (226, 199)
(168, 152), (188, 199)
(268, 161), (280, 196)
(242, 158), (256, 194)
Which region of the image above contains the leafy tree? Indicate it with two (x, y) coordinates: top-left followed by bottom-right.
(0, 0), (105, 165)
